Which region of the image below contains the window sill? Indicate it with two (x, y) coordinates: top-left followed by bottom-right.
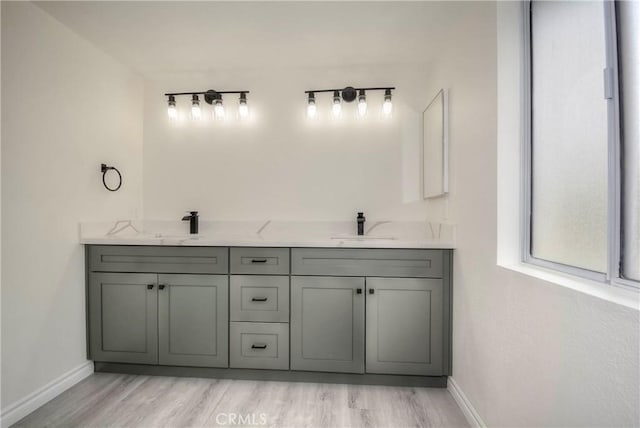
(497, 261), (640, 310)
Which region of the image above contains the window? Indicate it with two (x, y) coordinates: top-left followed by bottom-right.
(525, 1), (639, 288)
(617, 2), (640, 283)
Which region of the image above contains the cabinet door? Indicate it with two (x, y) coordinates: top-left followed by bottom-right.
(157, 274), (228, 367)
(291, 276), (365, 373)
(366, 277), (443, 375)
(89, 272), (158, 364)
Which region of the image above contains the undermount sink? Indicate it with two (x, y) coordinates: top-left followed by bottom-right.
(151, 233), (201, 240)
(330, 235), (396, 241)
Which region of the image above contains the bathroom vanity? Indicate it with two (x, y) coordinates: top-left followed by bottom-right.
(83, 222), (454, 387)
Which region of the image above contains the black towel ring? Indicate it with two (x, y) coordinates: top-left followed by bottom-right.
(101, 163), (122, 192)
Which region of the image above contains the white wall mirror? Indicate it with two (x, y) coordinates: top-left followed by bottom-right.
(422, 89), (449, 199)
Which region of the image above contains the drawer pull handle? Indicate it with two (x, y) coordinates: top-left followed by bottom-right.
(251, 259), (268, 263)
(251, 297), (268, 302)
(356, 288), (362, 294)
(147, 284), (154, 290)
(251, 344), (267, 349)
(369, 288), (375, 294)
(158, 284), (166, 290)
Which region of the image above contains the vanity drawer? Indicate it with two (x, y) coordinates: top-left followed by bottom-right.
(229, 322), (289, 370)
(89, 245), (228, 274)
(291, 248), (444, 278)
(230, 247), (290, 275)
(230, 275), (289, 322)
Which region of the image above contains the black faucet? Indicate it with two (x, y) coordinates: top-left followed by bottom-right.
(182, 211), (199, 234)
(357, 212), (366, 236)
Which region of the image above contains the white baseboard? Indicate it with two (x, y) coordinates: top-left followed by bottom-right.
(448, 377), (486, 428)
(1, 361), (94, 428)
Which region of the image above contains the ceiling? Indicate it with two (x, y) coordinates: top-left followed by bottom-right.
(35, 1), (479, 78)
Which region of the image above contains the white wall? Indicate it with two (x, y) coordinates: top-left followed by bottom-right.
(143, 65), (432, 222)
(1, 1), (143, 416)
(426, 2), (640, 426)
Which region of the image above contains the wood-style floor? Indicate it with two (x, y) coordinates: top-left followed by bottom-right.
(14, 373), (469, 427)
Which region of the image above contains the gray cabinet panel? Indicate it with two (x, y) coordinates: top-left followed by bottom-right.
(230, 322), (289, 370)
(230, 247), (290, 275)
(366, 277), (444, 375)
(158, 274), (228, 367)
(291, 248), (443, 278)
(89, 273), (158, 364)
(442, 250), (453, 376)
(291, 276), (365, 373)
(230, 275), (289, 322)
(90, 245), (228, 274)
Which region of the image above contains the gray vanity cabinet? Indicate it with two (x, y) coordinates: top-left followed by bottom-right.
(89, 272), (159, 364)
(87, 245), (452, 382)
(290, 276), (365, 374)
(365, 277), (444, 375)
(89, 270), (228, 368)
(291, 248), (452, 377)
(158, 274), (228, 367)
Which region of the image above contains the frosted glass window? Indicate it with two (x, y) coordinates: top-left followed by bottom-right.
(530, 1), (608, 273)
(618, 2), (640, 281)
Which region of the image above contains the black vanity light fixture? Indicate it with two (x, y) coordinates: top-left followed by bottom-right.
(305, 86), (395, 118)
(164, 89), (250, 121)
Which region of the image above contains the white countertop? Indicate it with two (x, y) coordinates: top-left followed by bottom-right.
(79, 220), (455, 249)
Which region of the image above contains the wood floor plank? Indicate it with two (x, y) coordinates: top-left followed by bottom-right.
(14, 374), (134, 428)
(12, 374), (469, 428)
(411, 387), (470, 428)
(156, 378), (232, 428)
(271, 382), (351, 428)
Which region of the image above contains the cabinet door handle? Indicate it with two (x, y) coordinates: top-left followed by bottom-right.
(251, 259), (268, 263)
(147, 284), (154, 290)
(158, 284), (166, 290)
(369, 288), (375, 294)
(251, 344), (267, 349)
(356, 288), (362, 294)
(251, 297), (268, 302)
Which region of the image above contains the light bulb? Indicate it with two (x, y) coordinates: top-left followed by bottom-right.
(168, 105), (178, 120)
(191, 94), (201, 120)
(332, 91), (342, 117)
(382, 99), (392, 116)
(307, 93), (317, 118)
(357, 90), (367, 117)
(383, 89), (393, 116)
(214, 99), (225, 119)
(238, 103), (249, 118)
(167, 95), (177, 120)
(307, 102), (317, 118)
(238, 93), (249, 118)
(191, 105), (201, 120)
(332, 102), (342, 116)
